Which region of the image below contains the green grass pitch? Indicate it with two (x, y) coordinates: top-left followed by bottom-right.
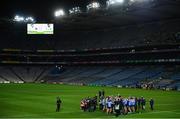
(0, 84), (180, 118)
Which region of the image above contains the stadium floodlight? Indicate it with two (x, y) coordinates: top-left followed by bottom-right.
(54, 9), (65, 17)
(69, 7), (81, 14)
(25, 17), (34, 22)
(13, 15), (25, 22)
(107, 0), (124, 6)
(130, 0), (135, 2)
(130, 0), (153, 3)
(87, 2), (100, 11)
(14, 15), (35, 23)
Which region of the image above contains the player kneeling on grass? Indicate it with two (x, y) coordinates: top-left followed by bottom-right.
(56, 97), (62, 112)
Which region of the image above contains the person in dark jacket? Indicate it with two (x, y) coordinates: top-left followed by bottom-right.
(56, 97), (62, 112)
(150, 98), (154, 110)
(114, 99), (123, 117)
(102, 90), (105, 97)
(137, 98), (141, 112)
(141, 97), (146, 110)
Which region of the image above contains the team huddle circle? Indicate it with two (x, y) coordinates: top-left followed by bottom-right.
(57, 90), (154, 117)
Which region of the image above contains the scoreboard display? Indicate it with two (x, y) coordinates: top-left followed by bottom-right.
(27, 24), (54, 34)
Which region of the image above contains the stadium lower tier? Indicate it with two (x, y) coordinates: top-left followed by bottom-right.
(0, 65), (180, 90)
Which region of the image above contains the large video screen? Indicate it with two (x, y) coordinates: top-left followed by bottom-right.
(27, 24), (54, 34)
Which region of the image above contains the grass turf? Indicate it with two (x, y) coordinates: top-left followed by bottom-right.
(0, 84), (180, 118)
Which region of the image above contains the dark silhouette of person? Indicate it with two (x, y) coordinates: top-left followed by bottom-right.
(56, 97), (62, 112)
(150, 98), (154, 110)
(98, 91), (102, 98)
(102, 90), (105, 97)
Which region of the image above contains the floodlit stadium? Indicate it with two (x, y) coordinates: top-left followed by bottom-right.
(0, 0), (180, 118)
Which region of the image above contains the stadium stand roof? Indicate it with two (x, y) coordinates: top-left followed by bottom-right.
(0, 0), (180, 30)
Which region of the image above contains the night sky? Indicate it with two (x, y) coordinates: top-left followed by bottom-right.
(0, 0), (107, 21)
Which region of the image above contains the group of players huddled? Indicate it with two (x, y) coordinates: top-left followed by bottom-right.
(80, 96), (98, 112)
(80, 90), (154, 117)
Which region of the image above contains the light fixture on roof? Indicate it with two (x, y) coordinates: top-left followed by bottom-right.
(25, 17), (34, 22)
(13, 15), (25, 22)
(107, 0), (124, 6)
(69, 7), (81, 14)
(13, 15), (35, 23)
(87, 2), (100, 11)
(130, 0), (153, 3)
(54, 9), (65, 17)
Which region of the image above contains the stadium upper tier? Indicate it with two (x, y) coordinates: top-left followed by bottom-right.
(0, 19), (180, 50)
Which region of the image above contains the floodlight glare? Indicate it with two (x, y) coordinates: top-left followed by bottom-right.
(87, 2), (100, 10)
(130, 0), (152, 2)
(13, 15), (35, 23)
(92, 2), (100, 8)
(25, 17), (34, 22)
(14, 15), (25, 22)
(54, 9), (65, 17)
(107, 0), (124, 6)
(69, 7), (81, 14)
